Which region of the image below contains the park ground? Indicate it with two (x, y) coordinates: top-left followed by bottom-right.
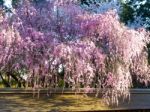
(0, 89), (150, 111)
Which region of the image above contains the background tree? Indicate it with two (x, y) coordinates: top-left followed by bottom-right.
(120, 0), (150, 30)
(0, 0), (3, 5)
(80, 0), (120, 13)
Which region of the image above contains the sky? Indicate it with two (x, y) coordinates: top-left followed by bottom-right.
(4, 0), (12, 9)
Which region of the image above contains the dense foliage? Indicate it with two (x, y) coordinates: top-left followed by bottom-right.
(0, 0), (150, 105)
(120, 0), (150, 30)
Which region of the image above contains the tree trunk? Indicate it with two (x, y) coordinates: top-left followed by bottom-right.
(0, 72), (11, 87)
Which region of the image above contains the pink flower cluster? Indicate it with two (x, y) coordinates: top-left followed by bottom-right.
(0, 0), (149, 104)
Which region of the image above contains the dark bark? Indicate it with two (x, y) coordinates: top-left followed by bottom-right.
(0, 72), (11, 87)
(6, 72), (26, 88)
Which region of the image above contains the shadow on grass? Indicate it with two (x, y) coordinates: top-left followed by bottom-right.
(0, 93), (108, 112)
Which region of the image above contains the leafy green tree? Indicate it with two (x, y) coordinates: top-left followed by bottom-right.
(120, 0), (150, 30)
(119, 2), (134, 24)
(0, 0), (3, 5)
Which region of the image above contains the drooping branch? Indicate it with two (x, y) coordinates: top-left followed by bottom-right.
(0, 0), (149, 105)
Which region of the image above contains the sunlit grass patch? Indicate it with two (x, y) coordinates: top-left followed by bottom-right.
(0, 94), (109, 111)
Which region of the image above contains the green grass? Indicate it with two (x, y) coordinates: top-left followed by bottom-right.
(0, 83), (18, 88)
(0, 94), (109, 111)
(0, 84), (4, 88)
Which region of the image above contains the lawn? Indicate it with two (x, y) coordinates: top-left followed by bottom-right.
(0, 94), (109, 112)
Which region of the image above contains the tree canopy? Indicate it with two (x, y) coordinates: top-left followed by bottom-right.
(0, 0), (150, 105)
(120, 0), (150, 30)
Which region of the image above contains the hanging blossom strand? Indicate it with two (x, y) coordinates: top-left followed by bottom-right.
(0, 0), (150, 105)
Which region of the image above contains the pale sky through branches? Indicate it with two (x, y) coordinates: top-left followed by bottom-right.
(4, 0), (12, 9)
